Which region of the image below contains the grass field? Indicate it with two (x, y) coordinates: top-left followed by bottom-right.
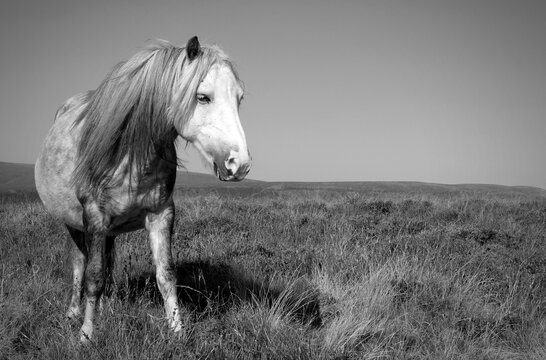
(1, 187), (546, 359)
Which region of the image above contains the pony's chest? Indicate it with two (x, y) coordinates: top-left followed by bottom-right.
(103, 186), (171, 234)
(105, 196), (156, 233)
(81, 161), (175, 234)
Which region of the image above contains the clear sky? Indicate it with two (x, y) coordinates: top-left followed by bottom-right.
(1, 0), (545, 189)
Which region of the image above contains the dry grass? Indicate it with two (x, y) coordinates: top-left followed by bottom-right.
(1, 189), (546, 359)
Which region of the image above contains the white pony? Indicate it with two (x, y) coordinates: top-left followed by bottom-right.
(35, 36), (251, 342)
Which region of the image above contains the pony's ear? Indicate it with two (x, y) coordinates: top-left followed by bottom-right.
(186, 36), (200, 61)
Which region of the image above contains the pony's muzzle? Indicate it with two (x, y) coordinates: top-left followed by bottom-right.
(214, 151), (251, 181)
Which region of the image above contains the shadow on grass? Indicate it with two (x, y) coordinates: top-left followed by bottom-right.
(117, 260), (322, 327)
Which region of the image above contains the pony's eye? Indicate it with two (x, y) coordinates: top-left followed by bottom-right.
(197, 94), (211, 104)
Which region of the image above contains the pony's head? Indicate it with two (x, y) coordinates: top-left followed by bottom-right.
(73, 37), (251, 193)
(171, 36), (251, 181)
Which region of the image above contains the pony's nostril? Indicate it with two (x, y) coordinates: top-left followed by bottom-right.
(225, 156), (239, 175)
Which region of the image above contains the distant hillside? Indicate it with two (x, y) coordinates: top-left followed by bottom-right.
(0, 162), (36, 193)
(1, 161), (545, 198)
(259, 181), (546, 199)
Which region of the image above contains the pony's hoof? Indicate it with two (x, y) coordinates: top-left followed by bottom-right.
(171, 321), (183, 333)
(66, 307), (81, 320)
(80, 332), (92, 344)
(79, 325), (93, 344)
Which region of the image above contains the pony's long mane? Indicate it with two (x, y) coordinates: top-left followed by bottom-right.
(71, 39), (240, 195)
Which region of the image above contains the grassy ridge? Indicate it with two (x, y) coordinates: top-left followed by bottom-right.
(1, 190), (546, 359)
(2, 161), (546, 198)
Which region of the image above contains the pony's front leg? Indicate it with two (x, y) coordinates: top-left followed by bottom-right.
(80, 232), (106, 342)
(66, 225), (88, 320)
(99, 235), (116, 315)
(145, 201), (182, 332)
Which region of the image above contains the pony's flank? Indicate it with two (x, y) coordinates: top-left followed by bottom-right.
(71, 40), (239, 196)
